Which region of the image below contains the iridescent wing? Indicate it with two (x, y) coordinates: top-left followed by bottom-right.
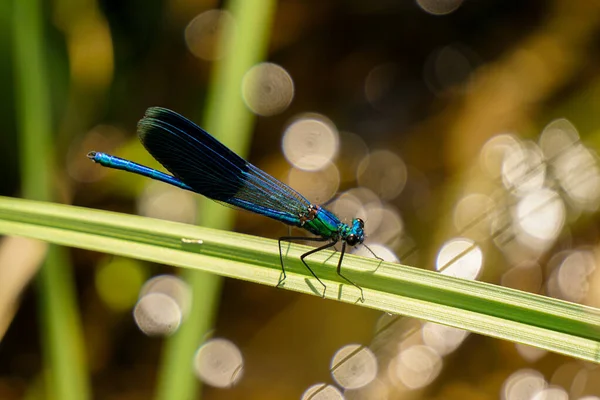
(138, 107), (311, 225)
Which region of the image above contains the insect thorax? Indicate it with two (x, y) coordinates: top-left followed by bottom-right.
(300, 205), (341, 239)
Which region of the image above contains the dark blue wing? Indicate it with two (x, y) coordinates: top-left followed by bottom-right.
(138, 107), (311, 225)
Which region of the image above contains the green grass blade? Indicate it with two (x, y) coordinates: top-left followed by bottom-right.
(156, 0), (278, 399)
(1, 196), (599, 363)
(11, 0), (90, 398)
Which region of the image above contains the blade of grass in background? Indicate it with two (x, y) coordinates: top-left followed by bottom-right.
(155, 1), (277, 399)
(0, 197), (599, 363)
(11, 1), (90, 399)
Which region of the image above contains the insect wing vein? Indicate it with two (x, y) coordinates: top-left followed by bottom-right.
(138, 107), (310, 221)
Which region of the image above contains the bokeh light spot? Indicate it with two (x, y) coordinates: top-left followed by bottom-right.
(453, 193), (495, 238)
(344, 187), (382, 208)
(424, 44), (477, 94)
(288, 162), (340, 204)
(353, 244), (399, 263)
(436, 238), (483, 279)
(480, 134), (521, 178)
(570, 367), (600, 399)
(331, 344), (377, 390)
(362, 205), (404, 246)
(421, 322), (468, 356)
(331, 191), (366, 223)
(515, 343), (547, 363)
(140, 274), (192, 318)
(502, 369), (546, 400)
(343, 379), (389, 400)
(416, 0), (464, 15)
(242, 62), (294, 116)
(301, 383), (344, 400)
(357, 150), (407, 201)
(531, 387), (568, 400)
(185, 10), (233, 61)
(133, 293), (182, 336)
(194, 338), (243, 388)
(515, 188), (565, 246)
(68, 124), (127, 183)
(547, 250), (596, 302)
(283, 115), (339, 171)
(95, 258), (146, 312)
(539, 118), (580, 160)
(550, 362), (582, 392)
(333, 187), (382, 225)
(553, 144), (600, 212)
(138, 181), (197, 224)
(502, 141), (545, 195)
(336, 131), (369, 183)
(393, 345), (442, 390)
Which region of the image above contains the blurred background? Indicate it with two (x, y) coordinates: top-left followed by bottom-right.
(3, 0), (600, 399)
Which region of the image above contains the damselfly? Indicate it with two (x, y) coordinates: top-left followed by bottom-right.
(88, 107), (372, 300)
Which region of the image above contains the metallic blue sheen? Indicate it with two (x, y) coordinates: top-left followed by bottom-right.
(87, 107), (365, 246)
(88, 152), (193, 191)
(88, 107), (371, 300)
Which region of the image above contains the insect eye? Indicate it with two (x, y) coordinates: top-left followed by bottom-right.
(346, 234), (358, 246)
(356, 218), (364, 228)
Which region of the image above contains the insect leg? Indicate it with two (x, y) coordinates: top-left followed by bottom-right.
(362, 243), (384, 272)
(277, 236), (330, 290)
(299, 240), (337, 297)
(362, 243), (383, 261)
(337, 242), (365, 302)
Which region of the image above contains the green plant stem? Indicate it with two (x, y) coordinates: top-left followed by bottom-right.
(155, 0), (277, 399)
(1, 196), (599, 363)
(12, 1), (90, 399)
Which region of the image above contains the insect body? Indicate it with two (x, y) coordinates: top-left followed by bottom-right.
(88, 107), (367, 300)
